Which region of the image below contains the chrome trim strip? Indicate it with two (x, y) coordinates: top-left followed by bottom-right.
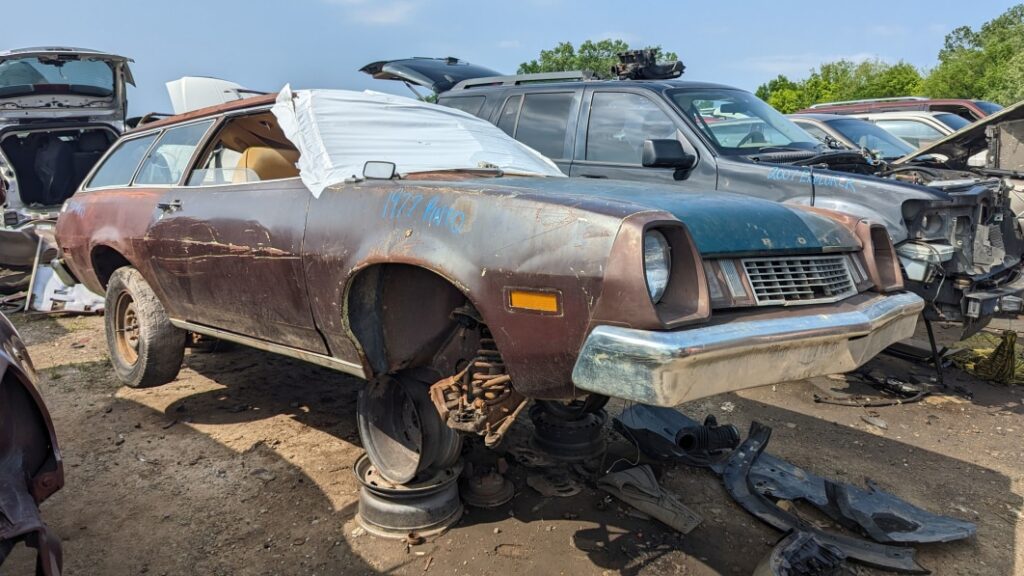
(170, 319), (368, 379)
(572, 291), (925, 406)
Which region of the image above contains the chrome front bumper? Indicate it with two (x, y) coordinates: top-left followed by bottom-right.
(571, 292), (925, 406)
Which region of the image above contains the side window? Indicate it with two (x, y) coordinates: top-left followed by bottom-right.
(496, 95), (521, 136)
(134, 120), (214, 186)
(586, 92), (676, 164)
(188, 111), (300, 186)
(444, 96), (486, 117)
(514, 93), (574, 159)
(873, 119), (944, 148)
(86, 133), (158, 189)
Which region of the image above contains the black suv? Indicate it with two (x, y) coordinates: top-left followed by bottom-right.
(362, 56), (1024, 339)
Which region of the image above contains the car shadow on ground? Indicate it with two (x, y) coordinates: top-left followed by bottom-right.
(167, 345), (1019, 575)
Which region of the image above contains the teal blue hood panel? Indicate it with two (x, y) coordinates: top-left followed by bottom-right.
(485, 177), (860, 257)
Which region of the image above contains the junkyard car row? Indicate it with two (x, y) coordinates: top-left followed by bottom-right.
(2, 45), (1023, 574)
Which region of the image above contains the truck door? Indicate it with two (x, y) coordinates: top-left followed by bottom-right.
(567, 88), (715, 186)
(489, 90), (581, 174)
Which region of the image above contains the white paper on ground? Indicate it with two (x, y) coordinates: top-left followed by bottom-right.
(271, 85), (565, 198)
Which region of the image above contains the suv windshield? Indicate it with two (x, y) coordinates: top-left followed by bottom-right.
(825, 117), (915, 159)
(668, 88), (820, 156)
(0, 56), (114, 98)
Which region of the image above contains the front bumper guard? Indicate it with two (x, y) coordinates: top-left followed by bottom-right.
(572, 292), (924, 406)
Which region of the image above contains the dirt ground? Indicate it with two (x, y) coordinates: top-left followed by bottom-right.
(3, 313), (1024, 576)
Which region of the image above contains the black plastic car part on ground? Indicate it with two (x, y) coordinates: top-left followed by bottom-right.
(723, 423), (927, 574)
(0, 312), (64, 575)
(613, 404), (976, 546)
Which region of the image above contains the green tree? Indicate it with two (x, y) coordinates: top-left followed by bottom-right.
(755, 74), (807, 113)
(923, 4), (1024, 104)
(518, 39), (679, 77)
(753, 59), (923, 113)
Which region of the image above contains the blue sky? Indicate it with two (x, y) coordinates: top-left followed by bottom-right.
(3, 0), (1016, 115)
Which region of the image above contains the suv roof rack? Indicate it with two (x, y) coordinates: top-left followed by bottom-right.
(450, 70), (596, 91)
(808, 96), (928, 108)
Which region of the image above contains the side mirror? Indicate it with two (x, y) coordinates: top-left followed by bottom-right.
(642, 139), (696, 170)
(363, 161), (397, 180)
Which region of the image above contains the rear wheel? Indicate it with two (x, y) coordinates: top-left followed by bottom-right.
(357, 374), (462, 485)
(104, 267), (186, 388)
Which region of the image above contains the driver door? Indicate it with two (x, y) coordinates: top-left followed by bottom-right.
(143, 111), (327, 354)
(568, 89), (706, 184)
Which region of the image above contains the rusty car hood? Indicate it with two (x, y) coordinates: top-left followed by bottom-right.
(894, 100), (1024, 167)
(453, 176), (860, 257)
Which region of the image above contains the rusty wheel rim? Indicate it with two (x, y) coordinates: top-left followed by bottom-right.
(114, 292), (140, 365)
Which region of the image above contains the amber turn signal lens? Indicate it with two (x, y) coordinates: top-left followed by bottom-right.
(508, 290), (560, 313)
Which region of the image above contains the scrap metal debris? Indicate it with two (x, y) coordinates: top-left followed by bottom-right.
(528, 403), (607, 462)
(597, 465), (702, 534)
(614, 404), (976, 547)
(525, 471), (581, 498)
(724, 423), (927, 574)
(461, 466), (515, 508)
(752, 530), (848, 576)
(814, 371), (930, 407)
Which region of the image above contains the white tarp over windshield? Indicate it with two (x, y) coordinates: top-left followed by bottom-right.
(271, 85), (565, 197)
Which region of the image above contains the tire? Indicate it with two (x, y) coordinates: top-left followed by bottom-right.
(357, 374), (462, 485)
(104, 267), (186, 388)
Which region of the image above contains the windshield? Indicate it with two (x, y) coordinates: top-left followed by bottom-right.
(975, 101), (1003, 115)
(0, 56), (114, 98)
(825, 117), (915, 159)
(668, 88), (821, 155)
(934, 112), (970, 131)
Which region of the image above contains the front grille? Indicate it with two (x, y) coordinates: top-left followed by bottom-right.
(742, 256), (856, 305)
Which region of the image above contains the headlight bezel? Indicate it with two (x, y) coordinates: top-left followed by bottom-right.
(643, 230), (671, 303)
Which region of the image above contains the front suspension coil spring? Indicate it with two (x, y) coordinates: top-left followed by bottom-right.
(462, 336), (511, 406)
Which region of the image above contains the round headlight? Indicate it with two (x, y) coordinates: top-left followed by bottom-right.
(644, 230), (671, 303)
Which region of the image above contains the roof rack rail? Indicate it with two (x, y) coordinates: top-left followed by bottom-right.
(808, 96), (928, 108)
(450, 70), (596, 91)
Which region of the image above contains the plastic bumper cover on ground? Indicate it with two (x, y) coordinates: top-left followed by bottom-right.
(571, 292), (925, 406)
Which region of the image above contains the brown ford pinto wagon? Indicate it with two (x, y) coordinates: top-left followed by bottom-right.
(54, 87), (924, 484)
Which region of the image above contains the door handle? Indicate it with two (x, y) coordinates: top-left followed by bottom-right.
(157, 199), (183, 212)
(579, 174), (607, 179)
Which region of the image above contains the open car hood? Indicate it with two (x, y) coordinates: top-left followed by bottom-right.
(894, 100), (1024, 167)
(359, 57), (502, 93)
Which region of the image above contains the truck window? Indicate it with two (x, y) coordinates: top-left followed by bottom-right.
(86, 133), (158, 189)
(586, 92), (675, 164)
(496, 95), (521, 136)
(513, 93), (574, 160)
(134, 120), (214, 186)
(444, 96), (486, 117)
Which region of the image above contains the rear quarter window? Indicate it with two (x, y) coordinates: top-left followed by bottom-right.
(513, 92), (574, 159)
(86, 133), (158, 189)
(441, 96), (486, 117)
